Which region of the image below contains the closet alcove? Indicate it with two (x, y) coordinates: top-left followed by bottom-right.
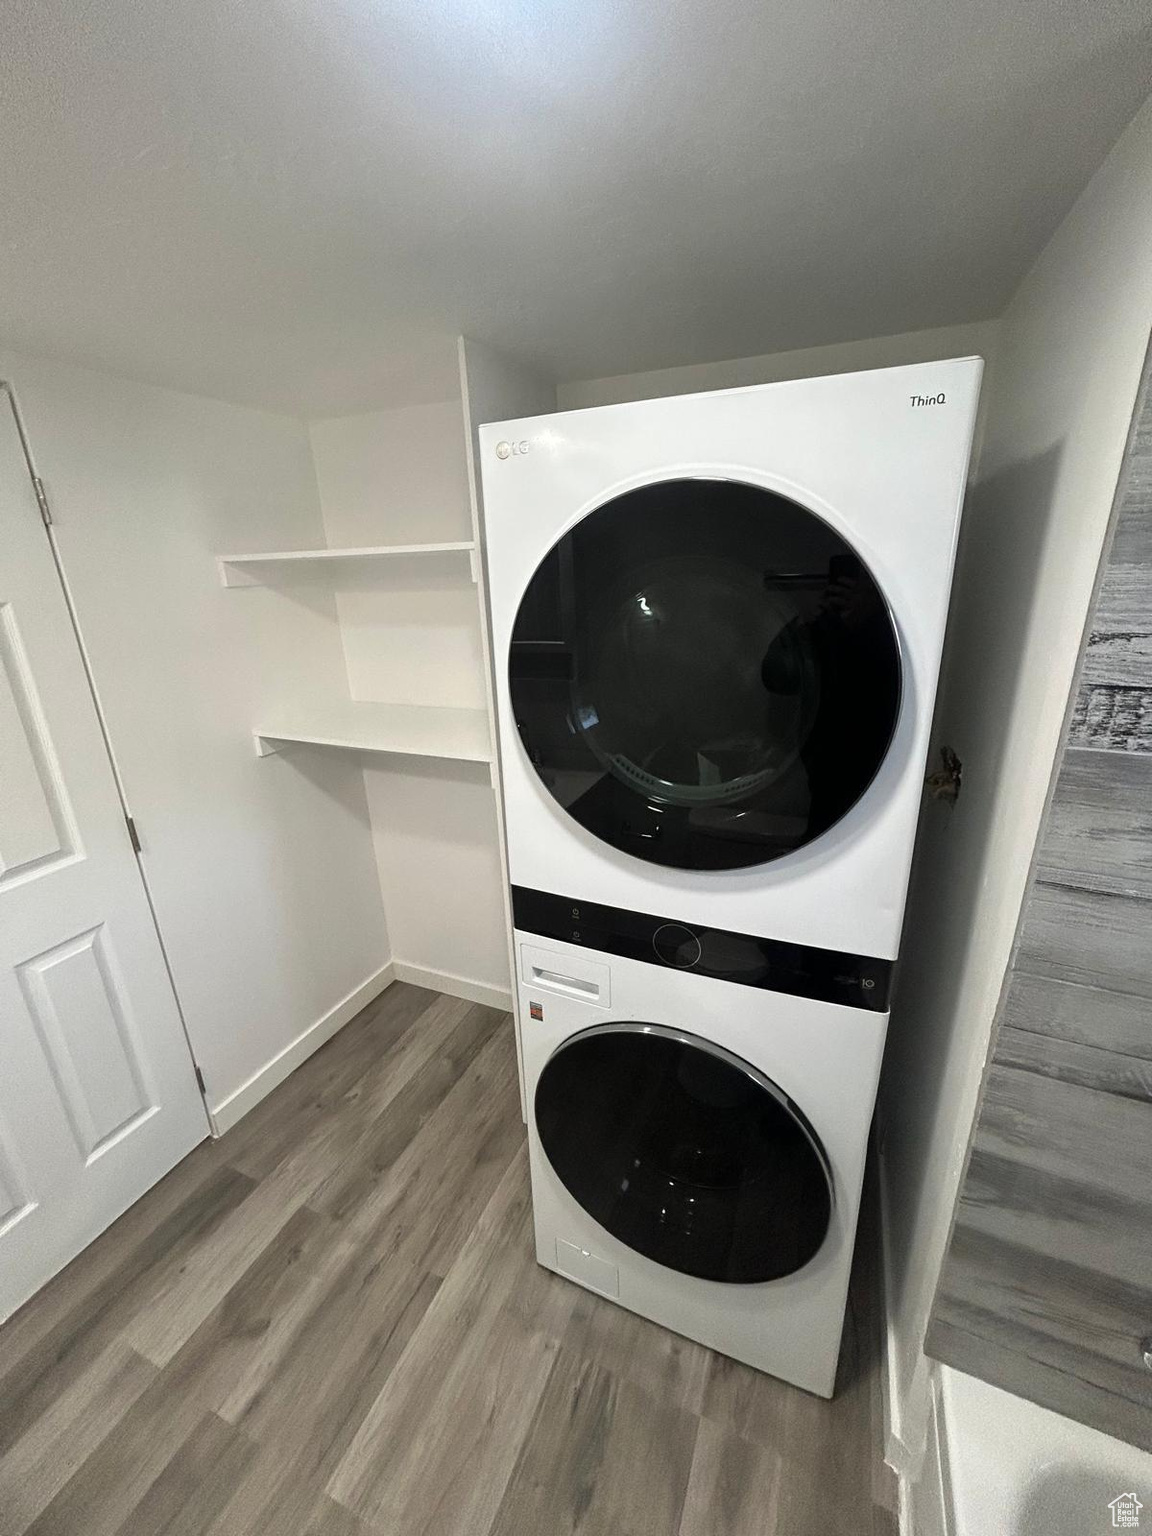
(215, 336), (554, 1116)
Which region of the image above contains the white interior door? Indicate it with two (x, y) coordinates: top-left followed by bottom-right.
(0, 385), (208, 1321)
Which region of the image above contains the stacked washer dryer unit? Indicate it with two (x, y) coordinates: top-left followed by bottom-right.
(481, 359), (982, 1398)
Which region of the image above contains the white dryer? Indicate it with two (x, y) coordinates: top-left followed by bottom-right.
(479, 360), (982, 1395)
(482, 359), (982, 960)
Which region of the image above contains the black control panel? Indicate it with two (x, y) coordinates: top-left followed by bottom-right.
(512, 885), (892, 1013)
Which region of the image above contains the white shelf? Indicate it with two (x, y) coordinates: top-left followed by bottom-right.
(253, 700), (492, 764)
(218, 541), (477, 588)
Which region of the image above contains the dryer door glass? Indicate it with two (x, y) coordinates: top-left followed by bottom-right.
(509, 477), (901, 870)
(534, 1024), (833, 1283)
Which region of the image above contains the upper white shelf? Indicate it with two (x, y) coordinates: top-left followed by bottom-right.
(253, 700), (492, 765)
(218, 541), (477, 588)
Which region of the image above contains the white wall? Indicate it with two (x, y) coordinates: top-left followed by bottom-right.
(309, 398), (511, 1000)
(879, 92), (1152, 1463)
(367, 758), (509, 1001)
(557, 319), (1000, 412)
(308, 400), (473, 546)
(3, 348), (391, 1128)
(309, 401), (483, 710)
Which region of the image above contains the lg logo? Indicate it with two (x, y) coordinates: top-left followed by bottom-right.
(495, 439), (530, 460)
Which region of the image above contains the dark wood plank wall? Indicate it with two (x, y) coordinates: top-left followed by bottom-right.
(926, 340), (1152, 1450)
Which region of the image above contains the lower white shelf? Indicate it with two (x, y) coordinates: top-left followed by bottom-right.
(218, 541), (478, 587)
(253, 701), (492, 764)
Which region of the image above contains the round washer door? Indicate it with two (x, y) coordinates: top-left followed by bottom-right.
(534, 1023), (833, 1284)
(509, 478), (901, 870)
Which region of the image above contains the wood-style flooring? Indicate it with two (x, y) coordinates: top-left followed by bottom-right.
(0, 984), (898, 1536)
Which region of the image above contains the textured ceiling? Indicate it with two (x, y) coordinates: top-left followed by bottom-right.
(1, 0), (1150, 414)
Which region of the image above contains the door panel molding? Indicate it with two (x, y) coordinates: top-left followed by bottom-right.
(0, 601), (80, 884)
(17, 923), (156, 1162)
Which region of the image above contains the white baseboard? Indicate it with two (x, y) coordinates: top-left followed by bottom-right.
(877, 1141), (918, 1479)
(391, 960), (513, 1012)
(208, 961), (395, 1135)
(208, 960), (511, 1137)
(876, 1137), (935, 1534)
(908, 1372), (955, 1536)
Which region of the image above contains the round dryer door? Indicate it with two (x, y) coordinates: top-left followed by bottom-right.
(509, 477), (901, 870)
(534, 1023), (833, 1284)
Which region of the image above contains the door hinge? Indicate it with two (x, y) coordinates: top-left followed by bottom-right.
(125, 815), (142, 854)
(32, 475), (52, 526)
(194, 1065), (207, 1095)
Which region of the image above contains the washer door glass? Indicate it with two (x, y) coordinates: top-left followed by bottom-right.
(509, 478), (901, 870)
(534, 1024), (833, 1283)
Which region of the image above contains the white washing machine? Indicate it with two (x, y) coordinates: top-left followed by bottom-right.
(514, 927), (886, 1398)
(479, 359), (982, 1395)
